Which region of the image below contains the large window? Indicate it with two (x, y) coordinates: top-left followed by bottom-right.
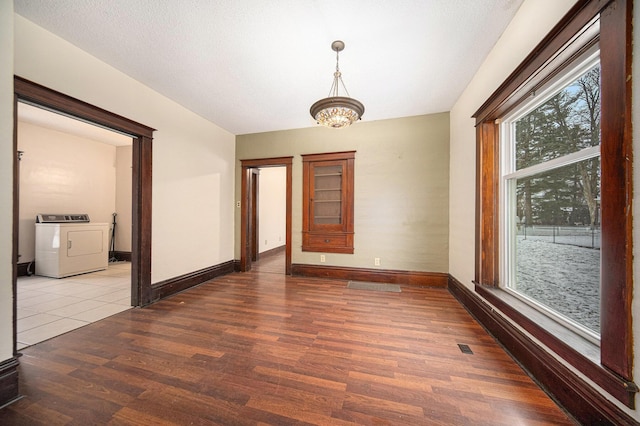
(473, 0), (634, 408)
(501, 50), (601, 341)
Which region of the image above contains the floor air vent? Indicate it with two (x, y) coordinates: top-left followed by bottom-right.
(346, 281), (401, 292)
(458, 344), (473, 354)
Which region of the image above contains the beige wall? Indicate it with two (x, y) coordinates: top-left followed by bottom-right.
(237, 113), (450, 272)
(17, 121), (119, 262)
(0, 0), (14, 361)
(449, 0), (640, 419)
(14, 15), (236, 283)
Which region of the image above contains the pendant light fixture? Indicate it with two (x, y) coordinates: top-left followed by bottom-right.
(310, 40), (365, 129)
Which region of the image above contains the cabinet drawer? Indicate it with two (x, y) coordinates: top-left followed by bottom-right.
(302, 232), (353, 253)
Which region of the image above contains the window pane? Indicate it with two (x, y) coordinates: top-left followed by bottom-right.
(314, 165), (342, 224)
(515, 65), (600, 170)
(512, 157), (600, 333)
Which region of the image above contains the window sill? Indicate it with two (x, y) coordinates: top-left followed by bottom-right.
(475, 283), (636, 408)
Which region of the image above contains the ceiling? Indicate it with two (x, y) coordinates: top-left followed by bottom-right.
(14, 0), (525, 135)
(18, 102), (133, 146)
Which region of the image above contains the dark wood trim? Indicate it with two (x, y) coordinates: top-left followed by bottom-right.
(471, 0), (634, 407)
(240, 157), (294, 168)
(14, 77), (154, 137)
(110, 251), (132, 262)
(473, 0), (609, 123)
(250, 169), (260, 262)
(285, 162), (292, 276)
(598, 0), (633, 381)
(475, 283), (637, 406)
(0, 357), (20, 409)
(240, 157), (293, 275)
(448, 275), (638, 425)
(14, 77), (155, 310)
(149, 261), (235, 302)
(475, 121), (499, 286)
(132, 135), (152, 307)
(259, 245), (286, 258)
(291, 264), (448, 287)
(240, 166), (250, 272)
(12, 94), (19, 357)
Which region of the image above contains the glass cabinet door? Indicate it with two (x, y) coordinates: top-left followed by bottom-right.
(302, 151), (355, 253)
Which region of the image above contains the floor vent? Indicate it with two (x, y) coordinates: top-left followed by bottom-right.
(346, 281), (401, 292)
(458, 344), (473, 354)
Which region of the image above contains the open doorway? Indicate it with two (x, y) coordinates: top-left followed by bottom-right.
(13, 76), (154, 355)
(240, 157), (292, 274)
(15, 102), (133, 349)
(250, 166), (287, 274)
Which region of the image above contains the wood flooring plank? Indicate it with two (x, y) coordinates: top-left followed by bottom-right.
(0, 253), (575, 425)
(253, 365), (347, 391)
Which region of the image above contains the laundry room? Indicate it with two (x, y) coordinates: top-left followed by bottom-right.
(15, 102), (133, 349)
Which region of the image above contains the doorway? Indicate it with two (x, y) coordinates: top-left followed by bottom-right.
(15, 102), (134, 349)
(13, 77), (154, 354)
(240, 157), (293, 274)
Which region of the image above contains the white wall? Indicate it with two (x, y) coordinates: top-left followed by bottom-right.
(449, 0), (640, 419)
(115, 145), (132, 252)
(0, 0), (14, 361)
(13, 14), (236, 283)
(17, 121), (118, 262)
(258, 167), (286, 253)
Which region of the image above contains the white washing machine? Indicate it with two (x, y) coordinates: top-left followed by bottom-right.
(35, 214), (110, 278)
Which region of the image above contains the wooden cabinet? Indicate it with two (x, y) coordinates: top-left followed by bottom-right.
(302, 151), (355, 253)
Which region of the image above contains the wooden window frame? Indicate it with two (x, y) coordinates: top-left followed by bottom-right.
(302, 151), (355, 254)
(473, 0), (635, 407)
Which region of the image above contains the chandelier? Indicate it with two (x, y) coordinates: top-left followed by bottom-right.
(310, 40), (365, 129)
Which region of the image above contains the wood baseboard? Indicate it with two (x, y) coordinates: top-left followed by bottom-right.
(149, 260), (235, 303)
(110, 251), (132, 262)
(291, 263), (447, 287)
(259, 245), (286, 258)
(0, 357), (20, 409)
(447, 275), (637, 426)
(17, 262), (34, 277)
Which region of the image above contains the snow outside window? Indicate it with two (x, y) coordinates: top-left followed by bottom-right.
(500, 49), (601, 343)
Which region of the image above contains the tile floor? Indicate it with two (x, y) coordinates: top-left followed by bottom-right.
(17, 261), (132, 350)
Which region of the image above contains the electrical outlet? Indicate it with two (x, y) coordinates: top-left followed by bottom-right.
(374, 257), (380, 266)
(320, 254), (326, 263)
(236, 201), (241, 208)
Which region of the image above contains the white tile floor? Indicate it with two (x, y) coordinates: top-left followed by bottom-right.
(17, 261), (132, 350)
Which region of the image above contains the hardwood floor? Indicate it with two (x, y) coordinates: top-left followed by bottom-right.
(0, 253), (574, 425)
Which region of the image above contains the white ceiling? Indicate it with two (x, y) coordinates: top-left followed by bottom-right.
(14, 0), (525, 135)
(18, 103), (133, 146)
